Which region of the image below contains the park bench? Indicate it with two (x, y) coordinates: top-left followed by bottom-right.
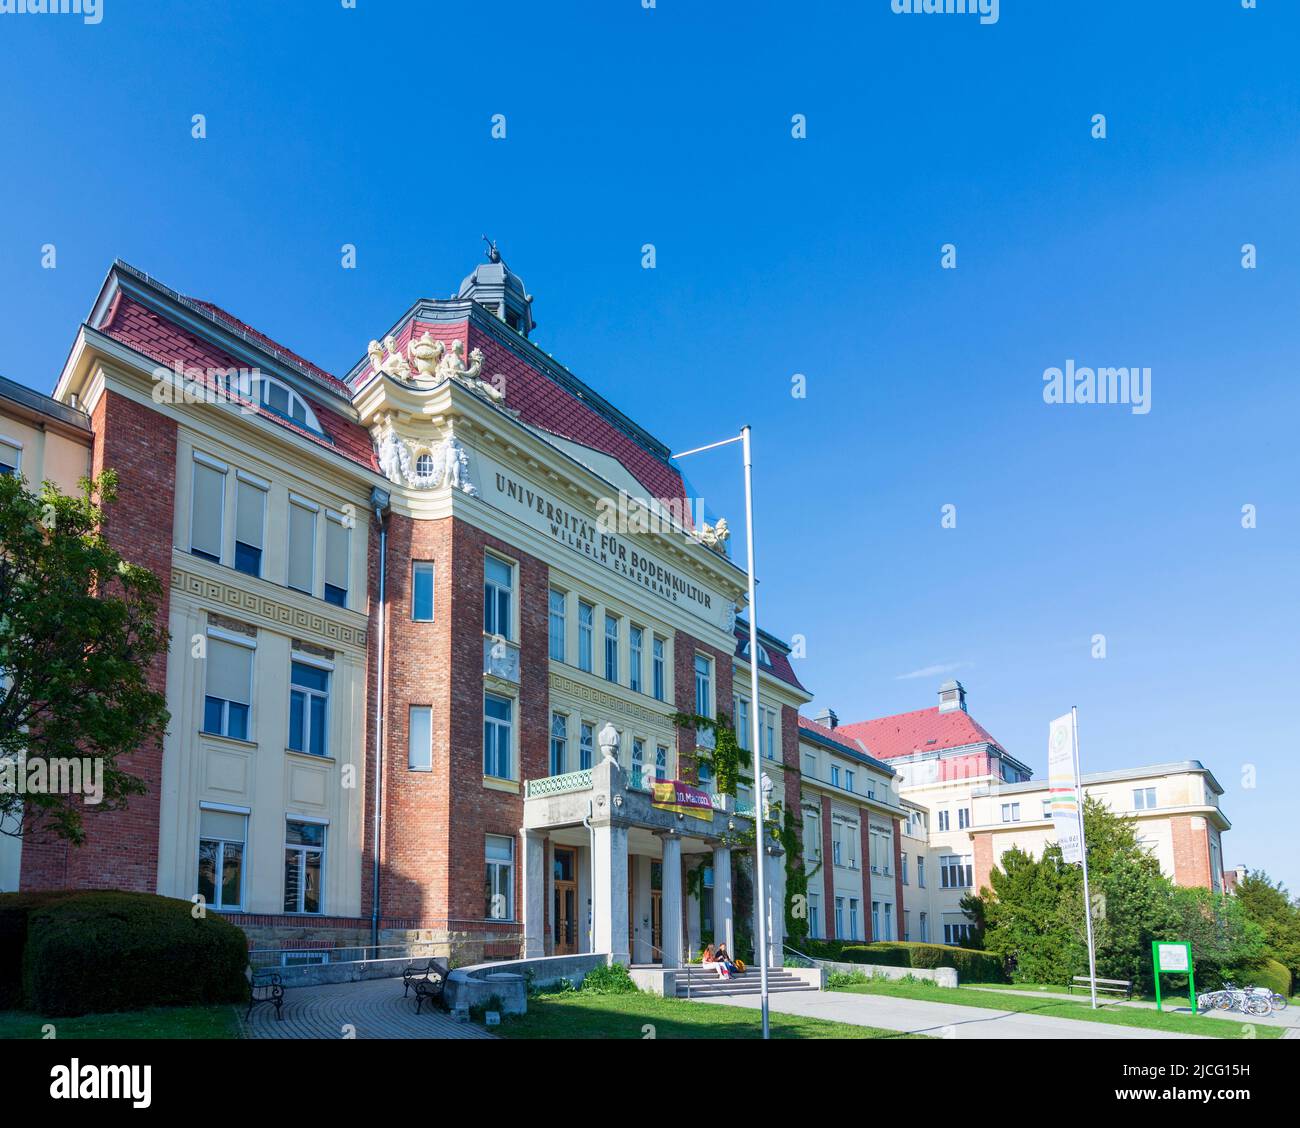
(402, 959), (449, 1015)
(246, 969), (285, 1021)
(1069, 975), (1133, 1000)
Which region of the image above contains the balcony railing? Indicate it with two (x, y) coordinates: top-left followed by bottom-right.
(524, 769), (592, 798)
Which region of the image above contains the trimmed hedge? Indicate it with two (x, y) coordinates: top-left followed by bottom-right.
(1246, 958), (1292, 999)
(803, 939), (1006, 983)
(11, 891), (248, 1017)
(0, 891), (81, 1009)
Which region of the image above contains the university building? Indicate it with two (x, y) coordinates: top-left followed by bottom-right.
(0, 251), (855, 967)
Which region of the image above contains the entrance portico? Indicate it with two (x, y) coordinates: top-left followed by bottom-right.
(522, 759), (782, 968)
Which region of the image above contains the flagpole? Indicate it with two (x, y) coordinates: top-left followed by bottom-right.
(741, 425), (771, 1040)
(1072, 705), (1099, 1010)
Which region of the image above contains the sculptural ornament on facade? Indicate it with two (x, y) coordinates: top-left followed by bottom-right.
(696, 517), (730, 553)
(407, 331), (445, 384)
(432, 434), (477, 495)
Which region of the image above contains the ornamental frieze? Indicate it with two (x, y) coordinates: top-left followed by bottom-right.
(549, 672), (676, 730)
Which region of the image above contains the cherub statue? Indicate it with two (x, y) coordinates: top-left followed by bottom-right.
(407, 331), (445, 382)
(433, 435), (476, 495)
(435, 338), (485, 384)
(379, 334), (412, 380)
(367, 339), (385, 377)
(697, 517), (731, 550)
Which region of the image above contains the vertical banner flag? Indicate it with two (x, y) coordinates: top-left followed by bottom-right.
(1047, 712), (1083, 863)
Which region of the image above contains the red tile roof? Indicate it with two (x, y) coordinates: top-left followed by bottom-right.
(98, 295), (377, 473)
(733, 624), (807, 692)
(836, 707), (1004, 761)
(797, 714), (867, 755)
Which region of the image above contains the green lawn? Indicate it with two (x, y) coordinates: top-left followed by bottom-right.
(0, 1004), (242, 1039)
(496, 991), (923, 1039)
(829, 979), (1285, 1039)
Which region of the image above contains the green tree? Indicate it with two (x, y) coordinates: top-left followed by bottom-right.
(0, 471), (169, 845)
(1234, 870), (1300, 985)
(1166, 885), (1264, 990)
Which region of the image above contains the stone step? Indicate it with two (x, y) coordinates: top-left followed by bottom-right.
(676, 981), (816, 998)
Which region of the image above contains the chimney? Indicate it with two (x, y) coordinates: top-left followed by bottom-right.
(814, 707), (838, 730)
(938, 680), (967, 714)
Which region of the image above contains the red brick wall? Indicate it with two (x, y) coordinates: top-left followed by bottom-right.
(21, 391), (175, 893)
(672, 633), (734, 785)
(972, 832), (994, 894)
(820, 794), (835, 940)
(1170, 816), (1212, 889)
(892, 818), (905, 935)
(780, 705), (801, 825)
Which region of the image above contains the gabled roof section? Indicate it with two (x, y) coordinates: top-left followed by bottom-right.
(837, 706), (1005, 761)
(733, 621), (807, 693)
(797, 715), (895, 776)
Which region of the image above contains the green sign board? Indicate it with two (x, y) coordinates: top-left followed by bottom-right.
(1151, 941), (1195, 1014)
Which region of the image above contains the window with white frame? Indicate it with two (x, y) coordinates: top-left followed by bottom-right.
(579, 721), (594, 771)
(802, 752), (817, 778)
(844, 820), (859, 868)
(485, 835), (514, 920)
(940, 854), (973, 889)
(694, 654), (712, 716)
(284, 819), (325, 914)
(872, 901), (880, 939)
(830, 764), (840, 788)
(323, 512), (350, 607)
(0, 437), (21, 476)
(733, 695), (749, 750)
(233, 473), (267, 577)
(804, 810), (821, 866)
(287, 496), (317, 594)
(762, 706), (777, 760)
(919, 911), (929, 942)
(835, 896), (844, 938)
(901, 852), (909, 885)
(550, 712), (568, 775)
(655, 744), (669, 781)
(604, 613), (620, 682)
(412, 562), (435, 621)
(578, 601), (594, 672)
(918, 856), (926, 888)
(938, 810), (950, 832)
(484, 555), (513, 640)
(288, 660), (330, 757)
(629, 621), (644, 691)
(631, 737), (645, 787)
(845, 768), (855, 793)
(883, 902), (893, 941)
(652, 635), (666, 700)
(848, 898), (860, 941)
(483, 692), (513, 779)
(408, 705), (432, 772)
(190, 454), (226, 562)
(831, 820), (843, 867)
(944, 922), (975, 945)
(958, 807), (970, 829)
(548, 589), (566, 660)
(1133, 786), (1157, 810)
(254, 373), (322, 433)
(1001, 801), (1021, 823)
(203, 634), (253, 740)
(197, 807), (246, 910)
(808, 892), (821, 938)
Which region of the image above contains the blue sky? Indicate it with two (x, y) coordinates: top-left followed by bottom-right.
(1, 1), (1297, 890)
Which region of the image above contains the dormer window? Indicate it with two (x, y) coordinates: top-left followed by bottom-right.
(249, 374), (322, 435)
(739, 639), (772, 667)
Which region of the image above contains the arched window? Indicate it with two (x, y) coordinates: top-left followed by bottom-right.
(249, 373), (322, 434)
(415, 453), (434, 478)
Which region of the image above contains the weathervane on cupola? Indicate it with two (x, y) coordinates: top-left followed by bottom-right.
(457, 236), (536, 336)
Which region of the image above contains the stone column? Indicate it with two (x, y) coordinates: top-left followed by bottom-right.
(630, 854), (651, 963)
(711, 844), (733, 951)
(521, 829), (546, 958)
(758, 842), (786, 967)
(591, 820), (630, 965)
(659, 832), (683, 968)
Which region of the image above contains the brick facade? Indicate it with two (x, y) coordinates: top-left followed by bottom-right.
(672, 633), (733, 784)
(20, 391), (175, 893)
(820, 794), (835, 940)
(1169, 815), (1211, 889)
(859, 819), (874, 942)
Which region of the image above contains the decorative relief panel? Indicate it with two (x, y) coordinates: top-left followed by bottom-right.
(173, 567), (367, 650)
(549, 671), (674, 730)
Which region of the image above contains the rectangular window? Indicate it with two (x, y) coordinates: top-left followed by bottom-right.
(408, 705), (432, 771)
(845, 768), (855, 793)
(629, 625), (644, 693)
(190, 457), (226, 562)
(958, 807), (970, 829)
(804, 813), (821, 866)
(323, 513), (349, 607)
(918, 857), (926, 888)
(604, 613), (619, 682)
(203, 636), (252, 740)
(694, 654), (711, 716)
(733, 696), (749, 750)
(655, 744), (669, 781)
(938, 810), (950, 832)
(1001, 801), (1020, 823)
(872, 901), (881, 940)
(849, 898), (859, 941)
(652, 636), (666, 701)
(485, 835), (514, 920)
(919, 911), (929, 942)
(288, 661), (330, 757)
(830, 764), (840, 788)
(808, 893), (821, 940)
(287, 498), (317, 595)
(484, 555), (513, 640)
(197, 808), (246, 910)
(412, 562), (435, 621)
(548, 589), (566, 661)
(233, 476), (266, 577)
(902, 852), (909, 885)
(832, 821), (843, 866)
(940, 854), (973, 889)
(835, 897), (844, 939)
(884, 902), (893, 941)
(1133, 786), (1156, 810)
(845, 822), (858, 868)
(550, 712), (568, 776)
(802, 752), (817, 778)
(483, 692), (513, 779)
(631, 738), (645, 788)
(578, 601), (594, 672)
(762, 707), (777, 760)
(0, 438), (20, 476)
(284, 819), (325, 914)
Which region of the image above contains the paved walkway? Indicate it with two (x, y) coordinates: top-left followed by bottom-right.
(243, 976), (494, 1040)
(704, 987), (1205, 1039)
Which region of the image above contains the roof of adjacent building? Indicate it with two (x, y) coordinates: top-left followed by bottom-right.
(837, 705), (1006, 761)
(989, 760), (1225, 798)
(733, 621), (806, 692)
(796, 715), (896, 777)
(0, 371), (91, 432)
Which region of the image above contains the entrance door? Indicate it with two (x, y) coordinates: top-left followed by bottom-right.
(650, 890), (663, 959)
(553, 847), (578, 955)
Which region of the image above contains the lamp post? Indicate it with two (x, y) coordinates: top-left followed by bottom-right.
(674, 424), (771, 1039)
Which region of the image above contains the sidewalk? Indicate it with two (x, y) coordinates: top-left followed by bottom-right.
(704, 987), (1205, 1039)
(966, 985), (1299, 1030)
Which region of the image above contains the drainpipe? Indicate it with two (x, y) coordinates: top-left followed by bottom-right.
(369, 487), (391, 951)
